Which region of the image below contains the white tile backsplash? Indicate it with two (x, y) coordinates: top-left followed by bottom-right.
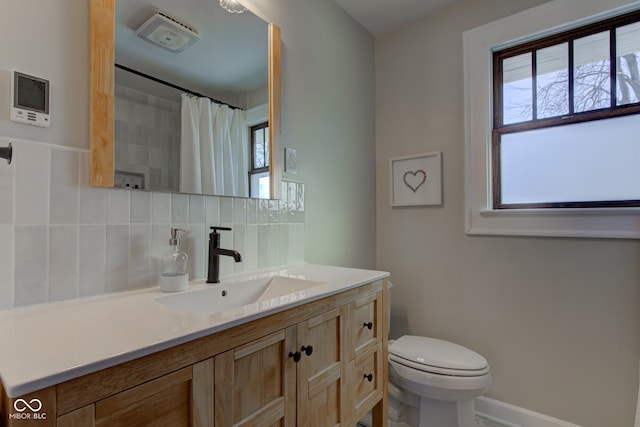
(0, 225), (14, 310)
(107, 189), (130, 225)
(49, 225), (79, 301)
(130, 191), (151, 224)
(171, 193), (189, 223)
(0, 139), (306, 310)
(129, 224), (152, 289)
(78, 225), (106, 297)
(50, 149), (79, 224)
(151, 192), (171, 224)
(105, 225), (130, 293)
(15, 143), (50, 225)
(0, 144), (14, 224)
(14, 225), (49, 306)
(189, 195), (205, 224)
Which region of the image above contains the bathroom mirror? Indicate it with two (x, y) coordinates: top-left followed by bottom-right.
(89, 0), (281, 199)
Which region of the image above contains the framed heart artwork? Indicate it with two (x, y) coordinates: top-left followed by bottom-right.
(390, 151), (442, 207)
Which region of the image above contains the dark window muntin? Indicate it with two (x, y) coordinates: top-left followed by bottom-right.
(492, 9), (640, 209)
(250, 121), (269, 171)
(249, 122), (269, 195)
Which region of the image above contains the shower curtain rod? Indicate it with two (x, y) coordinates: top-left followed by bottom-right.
(115, 63), (243, 110)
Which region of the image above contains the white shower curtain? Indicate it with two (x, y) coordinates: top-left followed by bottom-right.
(180, 94), (249, 196)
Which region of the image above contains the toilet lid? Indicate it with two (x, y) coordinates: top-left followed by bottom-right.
(389, 336), (488, 374)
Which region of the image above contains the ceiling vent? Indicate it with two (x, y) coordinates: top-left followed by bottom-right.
(135, 12), (201, 53)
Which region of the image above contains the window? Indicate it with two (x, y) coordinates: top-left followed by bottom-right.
(249, 121), (270, 198)
(493, 10), (640, 209)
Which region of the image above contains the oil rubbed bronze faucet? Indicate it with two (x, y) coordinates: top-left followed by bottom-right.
(207, 226), (242, 283)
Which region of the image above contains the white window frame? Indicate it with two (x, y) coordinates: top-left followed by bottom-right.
(464, 0), (640, 239)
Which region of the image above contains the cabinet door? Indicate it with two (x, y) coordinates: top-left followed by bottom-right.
(296, 306), (348, 426)
(348, 342), (383, 424)
(94, 359), (213, 427)
(214, 328), (296, 427)
(349, 292), (382, 360)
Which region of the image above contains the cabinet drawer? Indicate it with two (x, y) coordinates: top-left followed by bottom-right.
(349, 292), (382, 358)
(348, 342), (383, 424)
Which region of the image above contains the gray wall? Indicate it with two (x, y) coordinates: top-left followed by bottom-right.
(375, 1), (640, 426)
(245, 0), (377, 269)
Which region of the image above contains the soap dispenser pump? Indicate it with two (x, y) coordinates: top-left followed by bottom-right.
(159, 228), (189, 292)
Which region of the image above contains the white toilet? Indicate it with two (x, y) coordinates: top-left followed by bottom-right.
(387, 335), (491, 427)
(362, 284), (491, 427)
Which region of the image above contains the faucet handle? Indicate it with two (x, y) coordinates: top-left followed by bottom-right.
(210, 226), (232, 233)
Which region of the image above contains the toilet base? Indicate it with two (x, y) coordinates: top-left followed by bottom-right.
(418, 397), (477, 427)
(358, 393), (477, 427)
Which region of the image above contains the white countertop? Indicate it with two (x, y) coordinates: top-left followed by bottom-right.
(0, 264), (389, 398)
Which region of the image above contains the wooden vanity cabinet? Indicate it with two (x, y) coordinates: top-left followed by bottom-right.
(214, 328), (296, 426)
(2, 279), (388, 427)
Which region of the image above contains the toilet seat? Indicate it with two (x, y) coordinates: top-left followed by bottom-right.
(389, 336), (489, 377)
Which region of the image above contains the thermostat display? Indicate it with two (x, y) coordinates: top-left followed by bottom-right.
(10, 71), (50, 127)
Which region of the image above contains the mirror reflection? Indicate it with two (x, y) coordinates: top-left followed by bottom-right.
(113, 0), (271, 198)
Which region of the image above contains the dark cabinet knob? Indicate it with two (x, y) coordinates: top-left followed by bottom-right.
(301, 345), (314, 356)
(363, 373), (373, 382)
(363, 322), (373, 330)
(288, 351), (301, 363)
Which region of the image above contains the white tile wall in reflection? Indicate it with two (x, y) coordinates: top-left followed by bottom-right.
(0, 139), (306, 310)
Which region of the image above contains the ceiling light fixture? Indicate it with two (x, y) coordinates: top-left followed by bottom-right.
(219, 0), (247, 14)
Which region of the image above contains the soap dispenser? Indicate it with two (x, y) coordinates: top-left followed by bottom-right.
(159, 228), (189, 292)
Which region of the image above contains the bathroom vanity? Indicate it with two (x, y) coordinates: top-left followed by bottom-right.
(0, 264), (389, 427)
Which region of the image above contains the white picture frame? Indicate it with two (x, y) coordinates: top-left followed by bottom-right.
(390, 151), (442, 207)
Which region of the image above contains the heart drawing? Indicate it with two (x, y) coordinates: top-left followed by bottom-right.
(403, 169), (427, 193)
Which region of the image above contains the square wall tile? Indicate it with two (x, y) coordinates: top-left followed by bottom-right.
(205, 196), (220, 225)
(14, 225), (48, 307)
(49, 225), (79, 302)
(189, 195), (205, 224)
(79, 225), (106, 297)
(185, 224), (205, 280)
(0, 225), (14, 310)
(129, 224), (151, 289)
(220, 198), (233, 223)
(151, 192), (171, 224)
(233, 198), (246, 224)
(105, 225), (129, 293)
(246, 199), (257, 225)
(50, 149), (79, 224)
(0, 143), (14, 224)
(244, 224), (258, 272)
(233, 224), (246, 274)
(131, 191), (151, 224)
(171, 193), (188, 224)
(15, 142), (50, 225)
(107, 189), (130, 225)
(80, 185), (106, 224)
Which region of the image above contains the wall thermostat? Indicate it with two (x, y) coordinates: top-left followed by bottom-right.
(10, 71), (50, 127)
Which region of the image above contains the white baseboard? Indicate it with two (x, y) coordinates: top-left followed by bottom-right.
(475, 396), (582, 427)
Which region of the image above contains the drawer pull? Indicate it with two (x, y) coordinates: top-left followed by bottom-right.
(301, 345), (314, 356)
(363, 373), (373, 382)
(288, 351), (301, 363)
(363, 322), (373, 330)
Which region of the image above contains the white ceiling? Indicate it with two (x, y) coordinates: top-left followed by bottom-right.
(333, 0), (462, 36)
(115, 0), (268, 104)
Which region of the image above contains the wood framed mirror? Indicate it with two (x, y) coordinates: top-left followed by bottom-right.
(89, 0), (281, 199)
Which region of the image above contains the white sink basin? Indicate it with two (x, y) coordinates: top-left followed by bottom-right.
(154, 276), (325, 316)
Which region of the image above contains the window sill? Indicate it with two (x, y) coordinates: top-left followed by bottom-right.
(467, 208), (640, 239)
(480, 207), (640, 217)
